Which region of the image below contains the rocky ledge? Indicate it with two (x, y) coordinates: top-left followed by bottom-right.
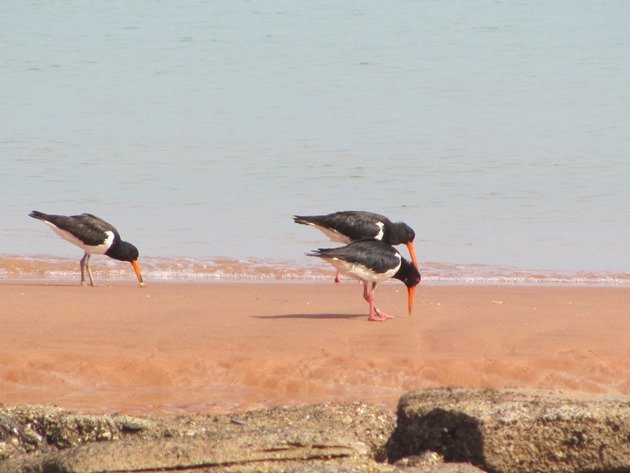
(0, 388), (628, 473)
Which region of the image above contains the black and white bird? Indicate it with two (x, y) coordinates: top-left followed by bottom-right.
(308, 239), (421, 321)
(294, 210), (418, 282)
(29, 211), (145, 287)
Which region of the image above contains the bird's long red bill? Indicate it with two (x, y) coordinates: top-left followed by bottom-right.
(131, 260), (145, 286)
(407, 286), (415, 316)
(406, 242), (419, 270)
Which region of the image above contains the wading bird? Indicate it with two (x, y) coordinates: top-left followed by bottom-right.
(308, 239), (420, 321)
(29, 210), (145, 287)
(294, 210), (418, 282)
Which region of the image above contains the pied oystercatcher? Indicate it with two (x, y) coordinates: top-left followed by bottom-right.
(29, 210), (145, 286)
(308, 239), (421, 321)
(294, 210), (418, 282)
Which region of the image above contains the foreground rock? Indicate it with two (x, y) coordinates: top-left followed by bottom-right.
(1, 402), (398, 472)
(388, 388), (630, 473)
(1, 388), (628, 472)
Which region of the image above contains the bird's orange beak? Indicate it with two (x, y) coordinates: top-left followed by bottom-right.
(406, 242), (419, 270)
(407, 286), (415, 316)
(131, 260), (145, 286)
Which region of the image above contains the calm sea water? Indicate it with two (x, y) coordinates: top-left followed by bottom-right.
(2, 1), (630, 283)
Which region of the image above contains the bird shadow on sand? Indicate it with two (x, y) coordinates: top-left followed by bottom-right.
(252, 313), (366, 320)
(0, 281), (85, 287)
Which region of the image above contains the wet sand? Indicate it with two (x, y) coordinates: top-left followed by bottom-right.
(0, 282), (628, 414)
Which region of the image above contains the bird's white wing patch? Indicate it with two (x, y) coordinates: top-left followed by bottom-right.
(45, 222), (114, 254)
(374, 221), (385, 240)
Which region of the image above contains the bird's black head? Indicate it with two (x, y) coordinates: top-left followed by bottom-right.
(394, 257), (421, 288)
(106, 241), (140, 263)
(107, 241), (145, 285)
(388, 222), (415, 245)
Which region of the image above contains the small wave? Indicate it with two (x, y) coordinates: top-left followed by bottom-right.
(422, 263), (630, 287)
(1, 255), (629, 286)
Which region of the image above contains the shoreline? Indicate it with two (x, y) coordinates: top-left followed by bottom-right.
(4, 277), (630, 288)
(1, 282), (628, 415)
(2, 254), (630, 286)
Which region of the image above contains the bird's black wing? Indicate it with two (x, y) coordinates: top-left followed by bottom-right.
(295, 211), (389, 241)
(30, 211), (119, 246)
(71, 213), (121, 243)
(308, 240), (401, 274)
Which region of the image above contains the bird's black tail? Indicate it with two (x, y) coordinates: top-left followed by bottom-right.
(29, 210), (48, 221)
(293, 215), (313, 225)
(306, 248), (333, 258)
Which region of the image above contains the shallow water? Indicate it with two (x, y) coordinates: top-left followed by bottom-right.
(2, 255), (630, 286)
(2, 1), (630, 276)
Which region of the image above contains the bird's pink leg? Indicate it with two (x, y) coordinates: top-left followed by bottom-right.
(364, 283), (379, 321)
(364, 282), (395, 322)
(79, 252), (87, 285)
(335, 270), (341, 283)
(79, 252), (96, 286)
(363, 282), (371, 301)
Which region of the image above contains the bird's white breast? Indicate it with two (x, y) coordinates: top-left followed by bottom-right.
(328, 256), (401, 283)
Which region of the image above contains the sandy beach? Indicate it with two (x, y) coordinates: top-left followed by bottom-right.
(0, 281), (628, 415)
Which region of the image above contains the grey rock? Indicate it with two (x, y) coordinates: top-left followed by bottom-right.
(2, 389), (627, 473)
(393, 452), (487, 472)
(0, 402), (395, 473)
(388, 388), (630, 473)
(0, 412), (46, 459)
(32, 433), (371, 472)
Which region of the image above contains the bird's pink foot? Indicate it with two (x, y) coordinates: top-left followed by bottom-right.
(374, 307), (395, 320)
(366, 307), (395, 321)
(366, 298), (395, 321)
(334, 271), (341, 283)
